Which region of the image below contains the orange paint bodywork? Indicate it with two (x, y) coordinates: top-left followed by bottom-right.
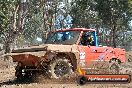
(78, 45), (126, 65)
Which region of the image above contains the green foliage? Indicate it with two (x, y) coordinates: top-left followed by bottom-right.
(70, 0), (99, 28)
(0, 0), (17, 39)
(70, 0), (132, 48)
(0, 0), (132, 51)
(94, 0), (132, 47)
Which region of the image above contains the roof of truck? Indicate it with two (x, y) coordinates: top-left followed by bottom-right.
(56, 28), (96, 32)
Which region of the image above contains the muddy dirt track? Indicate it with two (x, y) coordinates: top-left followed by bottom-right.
(0, 51), (132, 88)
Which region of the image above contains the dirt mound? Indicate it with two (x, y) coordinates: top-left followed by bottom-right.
(34, 73), (77, 84)
(119, 51), (132, 74)
(126, 51), (132, 62)
(0, 57), (8, 69)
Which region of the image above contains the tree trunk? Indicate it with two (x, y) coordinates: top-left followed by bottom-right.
(112, 25), (116, 48)
(4, 42), (10, 54)
(4, 0), (27, 54)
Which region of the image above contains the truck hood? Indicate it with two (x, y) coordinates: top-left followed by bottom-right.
(7, 44), (79, 57)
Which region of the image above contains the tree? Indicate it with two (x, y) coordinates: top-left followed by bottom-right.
(70, 0), (102, 28)
(70, 0), (132, 48)
(95, 0), (132, 47)
(0, 0), (28, 53)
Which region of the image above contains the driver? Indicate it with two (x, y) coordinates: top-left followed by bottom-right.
(81, 33), (94, 46)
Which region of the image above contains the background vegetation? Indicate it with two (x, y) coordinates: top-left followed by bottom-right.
(0, 0), (132, 53)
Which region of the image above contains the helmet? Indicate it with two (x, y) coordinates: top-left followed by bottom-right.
(87, 34), (93, 42)
(81, 33), (94, 45)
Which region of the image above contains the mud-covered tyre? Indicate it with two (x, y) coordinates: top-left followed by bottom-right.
(48, 57), (73, 79)
(109, 59), (120, 74)
(15, 66), (34, 81)
(77, 76), (87, 85)
(15, 66), (23, 80)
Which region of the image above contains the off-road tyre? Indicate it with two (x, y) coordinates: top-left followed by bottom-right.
(109, 59), (120, 74)
(15, 65), (23, 80)
(48, 57), (73, 79)
(77, 76), (87, 85)
(15, 66), (35, 81)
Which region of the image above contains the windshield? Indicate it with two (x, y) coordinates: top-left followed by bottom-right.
(45, 31), (80, 45)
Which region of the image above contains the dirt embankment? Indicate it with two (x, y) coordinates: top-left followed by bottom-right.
(126, 51), (132, 62)
(0, 51), (132, 88)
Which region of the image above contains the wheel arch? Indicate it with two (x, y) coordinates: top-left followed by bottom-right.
(109, 58), (121, 64)
(56, 52), (77, 71)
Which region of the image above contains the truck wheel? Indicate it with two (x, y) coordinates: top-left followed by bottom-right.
(109, 59), (120, 74)
(48, 57), (73, 79)
(15, 66), (33, 81)
(15, 66), (23, 80)
(77, 76), (87, 85)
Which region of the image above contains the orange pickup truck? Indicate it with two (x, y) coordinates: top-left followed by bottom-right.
(8, 28), (126, 79)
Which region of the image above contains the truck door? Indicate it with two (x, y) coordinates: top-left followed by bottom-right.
(79, 31), (107, 69)
(79, 31), (96, 68)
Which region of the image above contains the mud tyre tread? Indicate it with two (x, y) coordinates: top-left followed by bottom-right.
(48, 57), (73, 79)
